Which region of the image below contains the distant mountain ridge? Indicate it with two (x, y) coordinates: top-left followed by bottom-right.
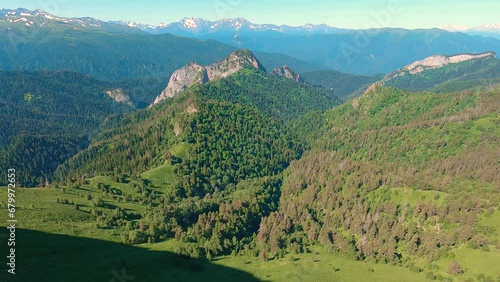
(385, 52), (497, 80)
(0, 8), (142, 33)
(378, 52), (500, 92)
(113, 17), (348, 36)
(440, 24), (500, 39)
(0, 8), (330, 82)
(3, 8), (500, 76)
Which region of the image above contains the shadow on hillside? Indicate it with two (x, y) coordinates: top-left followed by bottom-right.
(0, 229), (260, 282)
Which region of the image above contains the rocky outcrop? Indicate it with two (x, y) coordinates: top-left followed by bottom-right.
(271, 65), (304, 83)
(106, 88), (131, 104)
(153, 49), (266, 104)
(384, 52), (496, 80)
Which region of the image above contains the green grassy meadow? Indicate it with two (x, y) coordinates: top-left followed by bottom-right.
(2, 181), (498, 281)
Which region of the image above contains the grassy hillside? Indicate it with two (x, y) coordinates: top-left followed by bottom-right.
(0, 184), (427, 282)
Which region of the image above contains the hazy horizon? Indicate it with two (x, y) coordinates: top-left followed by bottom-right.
(1, 0), (499, 29)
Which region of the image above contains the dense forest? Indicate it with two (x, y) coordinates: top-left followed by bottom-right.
(0, 71), (133, 186)
(194, 67), (342, 121)
(257, 86), (499, 269)
(301, 70), (379, 98)
(55, 66), (341, 183)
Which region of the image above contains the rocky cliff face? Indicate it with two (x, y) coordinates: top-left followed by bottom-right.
(384, 52), (496, 80)
(106, 88), (132, 104)
(271, 65), (304, 83)
(153, 49), (265, 104)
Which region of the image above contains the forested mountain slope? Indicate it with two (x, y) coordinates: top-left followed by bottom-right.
(258, 85), (500, 277)
(301, 70), (379, 98)
(0, 71), (133, 186)
(55, 63), (342, 181)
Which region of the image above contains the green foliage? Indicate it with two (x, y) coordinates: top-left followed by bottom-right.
(54, 94), (194, 180)
(0, 135), (85, 186)
(192, 68), (342, 122)
(0, 70), (134, 186)
(301, 70), (379, 98)
(0, 70), (132, 147)
(258, 86), (500, 270)
(174, 100), (302, 196)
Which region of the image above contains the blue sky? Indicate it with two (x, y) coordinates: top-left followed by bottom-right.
(1, 0), (499, 28)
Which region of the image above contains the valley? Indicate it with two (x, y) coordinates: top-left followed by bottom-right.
(1, 6), (499, 282)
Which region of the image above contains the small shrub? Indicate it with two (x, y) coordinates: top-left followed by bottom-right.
(425, 271), (436, 280)
(93, 197), (104, 207)
(447, 261), (464, 275)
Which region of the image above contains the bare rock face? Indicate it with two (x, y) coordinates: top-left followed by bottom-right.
(384, 52), (496, 80)
(106, 88), (131, 104)
(153, 49), (265, 105)
(271, 65), (304, 83)
(153, 63), (206, 104)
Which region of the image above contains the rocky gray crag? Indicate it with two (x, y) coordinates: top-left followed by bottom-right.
(271, 65), (304, 83)
(153, 49), (265, 104)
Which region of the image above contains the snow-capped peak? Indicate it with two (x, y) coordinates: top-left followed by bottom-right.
(0, 8), (144, 34)
(182, 17), (198, 29)
(440, 23), (500, 33)
(123, 21), (138, 28)
(438, 24), (470, 32)
(475, 24), (500, 32)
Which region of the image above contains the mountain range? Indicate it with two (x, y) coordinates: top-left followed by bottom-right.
(1, 6), (499, 282)
(3, 8), (499, 38)
(113, 17), (348, 36)
(2, 8), (500, 75)
(440, 24), (500, 39)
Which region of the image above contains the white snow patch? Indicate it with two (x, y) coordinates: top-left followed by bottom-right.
(439, 24), (470, 32)
(183, 18), (197, 29)
(14, 18), (27, 23)
(44, 14), (57, 20)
